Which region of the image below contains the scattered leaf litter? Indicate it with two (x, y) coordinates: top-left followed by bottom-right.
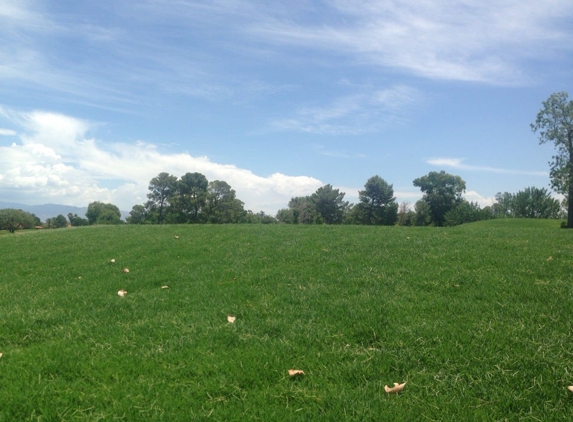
(384, 382), (406, 393)
(288, 369), (305, 376)
(117, 290), (127, 297)
(227, 315), (236, 323)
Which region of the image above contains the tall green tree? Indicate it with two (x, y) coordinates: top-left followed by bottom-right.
(311, 184), (348, 224)
(86, 201), (121, 225)
(205, 180), (245, 223)
(0, 209), (36, 233)
(68, 213), (89, 226)
(354, 175), (398, 225)
(509, 187), (561, 219)
(531, 92), (573, 228)
(413, 171), (466, 226)
(287, 196), (316, 224)
(146, 172), (177, 224)
(127, 205), (147, 224)
(171, 172), (209, 223)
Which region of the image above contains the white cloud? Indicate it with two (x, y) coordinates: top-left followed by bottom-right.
(248, 0), (573, 84)
(0, 109), (322, 213)
(269, 85), (420, 134)
(0, 128), (16, 136)
(427, 157), (548, 176)
(463, 190), (496, 208)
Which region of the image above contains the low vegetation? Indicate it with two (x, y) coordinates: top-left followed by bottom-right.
(1, 219), (572, 420)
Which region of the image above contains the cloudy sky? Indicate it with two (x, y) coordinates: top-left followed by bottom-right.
(1, 0), (572, 214)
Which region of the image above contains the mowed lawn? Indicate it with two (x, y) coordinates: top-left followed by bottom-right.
(1, 220), (573, 421)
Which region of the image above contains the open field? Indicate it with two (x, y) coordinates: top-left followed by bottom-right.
(1, 220), (573, 421)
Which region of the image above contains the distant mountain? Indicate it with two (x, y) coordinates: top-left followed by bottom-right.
(0, 202), (129, 222)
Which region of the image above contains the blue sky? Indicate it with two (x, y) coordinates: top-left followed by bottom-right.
(0, 0), (572, 214)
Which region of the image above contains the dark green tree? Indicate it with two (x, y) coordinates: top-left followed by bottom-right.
(68, 213), (89, 226)
(52, 214), (69, 228)
(287, 196), (316, 224)
(413, 200), (432, 226)
(205, 180), (245, 223)
(146, 172), (177, 224)
(413, 171), (466, 226)
(127, 205), (147, 224)
(354, 175), (398, 225)
(0, 209), (36, 233)
(171, 172), (209, 223)
(311, 184), (348, 224)
(444, 200), (490, 226)
(511, 187), (561, 219)
(86, 201), (121, 225)
(531, 92), (573, 227)
(275, 208), (295, 224)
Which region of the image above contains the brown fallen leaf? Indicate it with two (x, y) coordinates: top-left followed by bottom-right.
(0, 353), (3, 358)
(227, 315), (236, 323)
(547, 256), (553, 261)
(288, 369), (305, 376)
(110, 259), (116, 263)
(174, 235), (179, 239)
(122, 268), (130, 273)
(384, 382), (406, 393)
(117, 290), (127, 297)
(161, 285), (170, 289)
(568, 386), (573, 392)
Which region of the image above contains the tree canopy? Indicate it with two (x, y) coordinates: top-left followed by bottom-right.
(531, 92), (573, 228)
(353, 175), (398, 225)
(0, 208), (37, 233)
(86, 201), (122, 225)
(413, 171), (466, 226)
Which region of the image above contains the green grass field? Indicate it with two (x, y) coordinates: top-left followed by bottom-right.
(1, 220), (573, 421)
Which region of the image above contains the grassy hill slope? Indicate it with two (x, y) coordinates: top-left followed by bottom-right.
(1, 221), (572, 420)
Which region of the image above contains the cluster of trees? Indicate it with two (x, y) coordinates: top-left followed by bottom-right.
(0, 209), (40, 233)
(492, 187), (562, 219)
(2, 92), (572, 232)
(127, 172), (248, 224)
(275, 176), (399, 225)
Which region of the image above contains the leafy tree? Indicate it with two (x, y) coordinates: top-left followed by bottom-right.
(52, 214), (69, 228)
(288, 196), (316, 224)
(396, 202), (415, 226)
(127, 205), (147, 224)
(531, 92), (573, 227)
(511, 187), (561, 219)
(171, 172), (209, 223)
(492, 192), (513, 217)
(354, 175), (398, 225)
(444, 200), (490, 227)
(413, 200), (432, 226)
(311, 184), (349, 224)
(86, 201), (121, 225)
(68, 213), (89, 226)
(413, 171), (466, 226)
(0, 209), (36, 232)
(205, 180), (245, 223)
(275, 208), (295, 224)
(493, 187), (562, 219)
(146, 172), (177, 224)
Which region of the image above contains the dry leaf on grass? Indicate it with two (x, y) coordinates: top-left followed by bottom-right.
(122, 268), (130, 273)
(227, 315), (236, 323)
(117, 290), (127, 297)
(547, 256), (553, 261)
(110, 259), (115, 263)
(174, 235), (179, 239)
(384, 382), (406, 393)
(161, 285), (170, 289)
(288, 369), (305, 376)
(568, 386), (573, 392)
(0, 353), (3, 358)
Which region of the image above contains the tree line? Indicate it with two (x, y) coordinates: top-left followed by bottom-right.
(0, 170), (566, 233)
(2, 91), (572, 232)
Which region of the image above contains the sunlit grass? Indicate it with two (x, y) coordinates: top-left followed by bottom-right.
(1, 220), (573, 420)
